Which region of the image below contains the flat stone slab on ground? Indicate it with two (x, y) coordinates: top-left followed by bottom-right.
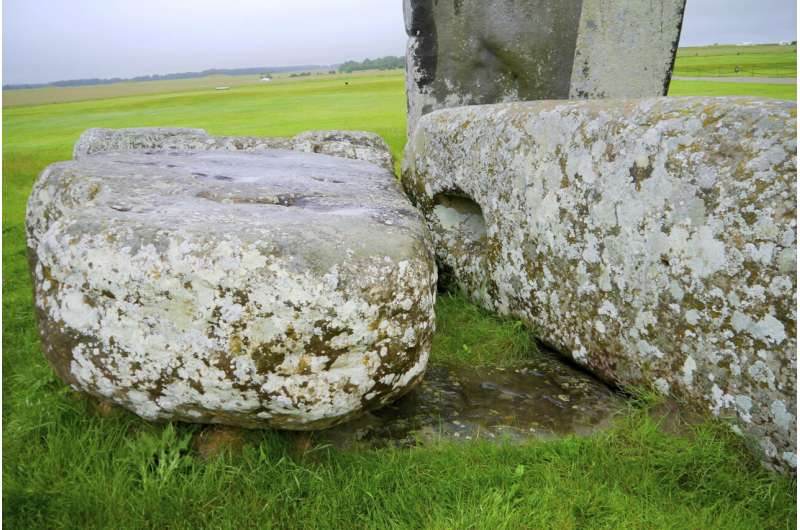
(317, 350), (626, 449)
(26, 148), (436, 429)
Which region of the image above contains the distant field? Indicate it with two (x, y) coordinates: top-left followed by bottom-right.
(669, 79), (796, 100)
(2, 74), (268, 107)
(673, 43), (797, 78)
(2, 69), (399, 108)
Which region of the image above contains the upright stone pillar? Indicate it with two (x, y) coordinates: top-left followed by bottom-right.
(404, 0), (687, 136)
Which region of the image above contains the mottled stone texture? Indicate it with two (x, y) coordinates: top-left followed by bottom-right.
(403, 97), (797, 472)
(74, 127), (395, 172)
(27, 149), (436, 429)
(404, 0), (686, 136)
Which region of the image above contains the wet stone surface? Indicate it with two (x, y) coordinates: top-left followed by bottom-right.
(317, 350), (626, 449)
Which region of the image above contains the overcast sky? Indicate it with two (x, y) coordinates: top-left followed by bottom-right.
(3, 0), (797, 85)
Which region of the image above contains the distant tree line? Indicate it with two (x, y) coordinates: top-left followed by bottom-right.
(5, 56), (408, 90)
(338, 56), (405, 73)
(3, 65), (328, 90)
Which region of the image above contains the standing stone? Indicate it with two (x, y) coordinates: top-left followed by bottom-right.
(27, 148), (436, 429)
(403, 96), (797, 472)
(404, 0), (687, 136)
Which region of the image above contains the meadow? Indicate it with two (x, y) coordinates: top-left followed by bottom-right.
(1, 70), (381, 108)
(3, 58), (797, 527)
(673, 43), (797, 78)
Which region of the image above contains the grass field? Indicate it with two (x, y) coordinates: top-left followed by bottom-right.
(3, 60), (797, 527)
(1, 70), (385, 108)
(669, 79), (797, 100)
(673, 43), (797, 77)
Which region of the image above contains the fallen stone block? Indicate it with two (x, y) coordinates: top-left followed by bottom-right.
(74, 127), (396, 172)
(27, 148), (436, 429)
(403, 96), (796, 471)
(404, 0), (686, 135)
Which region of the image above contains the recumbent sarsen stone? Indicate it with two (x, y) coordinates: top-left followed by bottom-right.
(27, 148), (436, 429)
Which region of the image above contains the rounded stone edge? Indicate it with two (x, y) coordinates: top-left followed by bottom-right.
(25, 154), (437, 430)
(72, 127), (396, 172)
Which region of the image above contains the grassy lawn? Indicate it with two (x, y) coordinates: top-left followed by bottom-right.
(3, 69), (796, 528)
(1, 70), (394, 108)
(674, 43), (797, 77)
(670, 79), (797, 100)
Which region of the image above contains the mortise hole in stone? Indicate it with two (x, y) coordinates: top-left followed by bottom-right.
(431, 191), (488, 247)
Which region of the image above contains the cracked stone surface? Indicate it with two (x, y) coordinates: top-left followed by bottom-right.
(404, 0), (686, 136)
(26, 148), (436, 429)
(74, 127), (396, 172)
(402, 96), (797, 472)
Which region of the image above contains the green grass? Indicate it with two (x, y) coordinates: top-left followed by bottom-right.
(670, 79), (797, 100)
(5, 398), (795, 529)
(432, 290), (540, 367)
(1, 69), (400, 108)
(4, 72), (796, 528)
(674, 43), (797, 77)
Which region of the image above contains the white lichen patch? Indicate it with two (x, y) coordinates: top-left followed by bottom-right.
(27, 148), (437, 430)
(403, 96), (797, 472)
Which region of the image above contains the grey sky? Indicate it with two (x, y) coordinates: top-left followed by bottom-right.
(680, 0), (796, 46)
(3, 0), (797, 85)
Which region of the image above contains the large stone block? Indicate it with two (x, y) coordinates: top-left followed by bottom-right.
(402, 97), (797, 471)
(27, 148), (436, 429)
(404, 0), (686, 136)
(74, 127), (396, 172)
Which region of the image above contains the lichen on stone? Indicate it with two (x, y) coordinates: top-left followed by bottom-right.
(73, 127), (396, 172)
(403, 96), (797, 472)
(27, 147), (436, 430)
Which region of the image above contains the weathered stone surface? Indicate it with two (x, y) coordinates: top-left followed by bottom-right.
(27, 149), (436, 429)
(402, 97), (797, 471)
(404, 0), (686, 136)
(74, 127), (395, 172)
(316, 352), (626, 449)
(291, 130), (395, 172)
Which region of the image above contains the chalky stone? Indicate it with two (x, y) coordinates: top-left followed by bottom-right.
(26, 149), (437, 429)
(403, 96), (797, 472)
(73, 127), (396, 172)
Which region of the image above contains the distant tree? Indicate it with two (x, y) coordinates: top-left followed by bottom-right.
(338, 56), (405, 73)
